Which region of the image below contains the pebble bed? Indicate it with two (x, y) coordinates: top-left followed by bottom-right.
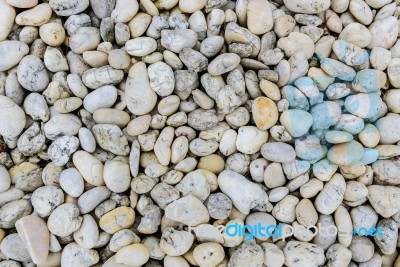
(0, 0), (400, 266)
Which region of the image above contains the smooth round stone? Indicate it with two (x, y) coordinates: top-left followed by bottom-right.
(111, 0), (139, 23)
(252, 97), (278, 130)
(310, 101), (341, 130)
(193, 243), (224, 267)
(39, 23), (65, 46)
(281, 85), (309, 111)
(179, 0), (207, 13)
(0, 41), (29, 71)
(69, 27), (100, 54)
(352, 69), (386, 93)
(277, 32), (314, 59)
(61, 242), (99, 266)
(280, 109), (313, 137)
(384, 89), (400, 113)
(268, 187), (289, 202)
(0, 1), (15, 41)
(374, 114), (400, 144)
(208, 53), (241, 76)
(125, 37), (157, 57)
(15, 3), (52, 26)
(0, 96), (26, 139)
(345, 93), (381, 119)
(359, 148), (379, 165)
(388, 58), (400, 88)
(261, 142), (296, 163)
(47, 203), (82, 237)
(17, 55), (49, 92)
(325, 130), (354, 144)
(368, 16), (398, 49)
(236, 126), (269, 154)
(93, 108), (130, 128)
(247, 0), (273, 35)
(31, 186), (64, 217)
(72, 150), (104, 186)
(358, 124), (380, 148)
(108, 49), (130, 70)
(115, 243), (150, 266)
(125, 62), (157, 116)
(0, 233), (31, 262)
(339, 23), (371, 48)
(15, 214), (50, 264)
(49, 0), (89, 16)
(126, 115), (151, 136)
(99, 207), (135, 234)
(327, 141), (365, 165)
(83, 85), (118, 113)
(104, 160), (131, 193)
(59, 168), (84, 197)
(283, 0), (329, 14)
(78, 128), (96, 153)
(0, 165), (10, 192)
(333, 40), (369, 67)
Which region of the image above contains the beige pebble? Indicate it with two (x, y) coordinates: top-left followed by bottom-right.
(358, 124), (380, 148)
(115, 243), (150, 266)
(39, 23), (66, 46)
(99, 207), (135, 234)
(15, 3), (52, 26)
(15, 214), (50, 264)
(246, 0), (273, 35)
(193, 242), (225, 267)
(252, 96), (279, 130)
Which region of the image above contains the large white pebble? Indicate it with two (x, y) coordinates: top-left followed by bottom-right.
(0, 41), (29, 71)
(59, 168), (84, 197)
(72, 150), (104, 186)
(0, 96), (26, 139)
(0, 0), (15, 41)
(283, 0), (330, 14)
(125, 62), (157, 115)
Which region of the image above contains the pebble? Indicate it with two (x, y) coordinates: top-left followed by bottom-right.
(368, 185), (400, 217)
(126, 62), (157, 116)
(280, 109), (313, 137)
(0, 233), (31, 262)
(0, 0), (398, 265)
(99, 206), (135, 234)
(0, 199), (32, 229)
(208, 53), (241, 75)
(252, 97), (278, 130)
(261, 142), (296, 163)
(59, 168), (84, 197)
(15, 3), (52, 26)
(115, 243), (150, 266)
(61, 242), (99, 266)
(219, 170), (270, 214)
(0, 96), (26, 139)
(283, 241), (325, 267)
(0, 41), (29, 72)
(92, 124), (129, 156)
(49, 0), (89, 16)
(0, 1), (15, 41)
(375, 114), (400, 144)
(72, 150), (104, 186)
(328, 141), (365, 165)
(17, 55), (49, 92)
(15, 214), (49, 264)
(47, 203), (82, 237)
(165, 195), (209, 226)
(315, 173), (346, 214)
(247, 0), (273, 35)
